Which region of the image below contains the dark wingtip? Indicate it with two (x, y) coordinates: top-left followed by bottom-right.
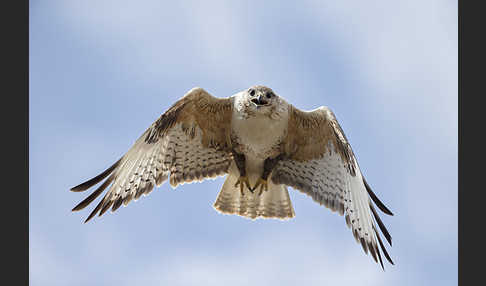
(374, 227), (394, 266)
(367, 241), (378, 263)
(376, 245), (385, 270)
(363, 178), (394, 216)
(84, 202), (102, 223)
(99, 199), (114, 217)
(70, 158), (121, 192)
(111, 196), (123, 212)
(72, 175), (115, 212)
(84, 211), (97, 223)
(83, 190), (112, 223)
(370, 203), (393, 246)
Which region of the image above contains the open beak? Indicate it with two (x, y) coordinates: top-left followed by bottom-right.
(251, 95), (269, 106)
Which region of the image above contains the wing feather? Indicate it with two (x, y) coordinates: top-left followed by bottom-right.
(273, 104), (394, 268)
(71, 87), (233, 222)
(70, 159), (121, 192)
(364, 178), (394, 216)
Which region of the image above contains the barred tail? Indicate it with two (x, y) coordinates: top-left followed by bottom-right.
(213, 174), (295, 220)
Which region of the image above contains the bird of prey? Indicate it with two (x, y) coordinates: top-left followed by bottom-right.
(71, 85), (394, 268)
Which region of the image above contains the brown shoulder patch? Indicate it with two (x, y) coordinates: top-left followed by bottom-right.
(144, 88), (233, 151)
(284, 105), (357, 175)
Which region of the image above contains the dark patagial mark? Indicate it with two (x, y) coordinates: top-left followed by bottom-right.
(145, 102), (187, 144)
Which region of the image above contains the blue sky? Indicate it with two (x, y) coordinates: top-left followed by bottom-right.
(30, 1), (457, 285)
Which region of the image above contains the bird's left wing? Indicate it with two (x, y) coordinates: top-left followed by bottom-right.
(272, 105), (394, 269)
(70, 87), (234, 222)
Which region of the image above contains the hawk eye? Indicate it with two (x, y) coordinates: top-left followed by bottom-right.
(249, 89), (255, 96)
(266, 92), (273, 99)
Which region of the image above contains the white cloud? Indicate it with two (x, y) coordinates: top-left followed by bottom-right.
(57, 0), (266, 88)
(305, 0), (457, 146)
(29, 234), (79, 286)
(126, 230), (390, 286)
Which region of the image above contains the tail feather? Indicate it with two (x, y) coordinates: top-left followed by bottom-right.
(213, 174), (295, 220)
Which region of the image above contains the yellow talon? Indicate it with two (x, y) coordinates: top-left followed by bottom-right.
(252, 178), (268, 196)
(235, 176), (251, 196)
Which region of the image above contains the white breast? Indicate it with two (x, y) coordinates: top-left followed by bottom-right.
(231, 108), (288, 159)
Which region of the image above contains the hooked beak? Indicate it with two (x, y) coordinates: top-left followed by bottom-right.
(251, 95), (269, 106)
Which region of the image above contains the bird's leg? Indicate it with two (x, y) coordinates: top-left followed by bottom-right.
(232, 149), (251, 196)
(253, 154), (286, 195)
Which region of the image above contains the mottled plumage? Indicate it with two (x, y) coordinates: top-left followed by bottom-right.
(70, 85), (394, 269)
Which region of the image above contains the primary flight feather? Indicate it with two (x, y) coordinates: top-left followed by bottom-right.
(71, 85), (394, 268)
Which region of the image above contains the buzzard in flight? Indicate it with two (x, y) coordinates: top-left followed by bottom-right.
(71, 85), (394, 268)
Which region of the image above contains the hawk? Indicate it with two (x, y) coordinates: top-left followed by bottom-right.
(71, 85), (394, 268)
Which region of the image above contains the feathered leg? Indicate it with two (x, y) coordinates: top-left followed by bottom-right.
(253, 154), (286, 195)
(232, 149), (251, 195)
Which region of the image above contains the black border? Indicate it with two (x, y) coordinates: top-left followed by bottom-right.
(459, 0), (481, 285)
(5, 0), (29, 285)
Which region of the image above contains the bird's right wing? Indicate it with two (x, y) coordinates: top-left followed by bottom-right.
(70, 87), (234, 222)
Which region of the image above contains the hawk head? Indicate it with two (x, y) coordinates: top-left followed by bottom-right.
(236, 85), (287, 119)
(246, 85), (279, 109)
